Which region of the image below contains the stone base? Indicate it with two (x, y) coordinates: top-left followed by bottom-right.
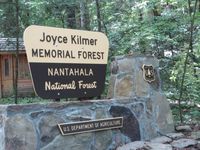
(0, 97), (174, 150)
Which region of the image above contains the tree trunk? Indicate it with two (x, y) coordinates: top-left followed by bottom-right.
(178, 0), (198, 123)
(102, 19), (108, 35)
(85, 0), (90, 30)
(14, 0), (19, 104)
(139, 9), (143, 21)
(1, 1), (16, 37)
(79, 0), (90, 30)
(67, 5), (76, 29)
(199, 0), (200, 12)
(80, 0), (86, 29)
(95, 0), (101, 32)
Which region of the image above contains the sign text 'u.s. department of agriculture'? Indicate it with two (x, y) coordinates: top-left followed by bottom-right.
(58, 117), (123, 135)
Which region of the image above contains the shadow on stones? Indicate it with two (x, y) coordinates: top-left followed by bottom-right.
(109, 106), (141, 141)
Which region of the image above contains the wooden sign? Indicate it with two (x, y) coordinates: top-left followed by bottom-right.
(23, 25), (109, 99)
(142, 64), (155, 83)
(58, 117), (123, 135)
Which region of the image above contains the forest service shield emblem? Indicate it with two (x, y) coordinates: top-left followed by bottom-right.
(142, 64), (155, 83)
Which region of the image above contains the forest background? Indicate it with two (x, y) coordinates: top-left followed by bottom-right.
(0, 0), (199, 123)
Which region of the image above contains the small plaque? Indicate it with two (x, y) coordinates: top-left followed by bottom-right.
(58, 117), (123, 135)
(142, 64), (155, 83)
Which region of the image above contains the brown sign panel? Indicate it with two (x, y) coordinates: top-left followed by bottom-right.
(58, 117), (123, 135)
(23, 25), (109, 99)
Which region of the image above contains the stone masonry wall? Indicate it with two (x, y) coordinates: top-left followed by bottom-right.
(108, 55), (161, 98)
(0, 98), (173, 150)
(0, 55), (174, 150)
(107, 55), (174, 137)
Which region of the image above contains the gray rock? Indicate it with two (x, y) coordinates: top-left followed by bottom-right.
(140, 118), (158, 140)
(171, 138), (198, 149)
(0, 106), (6, 150)
(176, 125), (192, 132)
(196, 141), (200, 149)
(117, 57), (135, 73)
(93, 108), (112, 150)
(115, 75), (134, 97)
(191, 131), (200, 140)
(117, 141), (172, 150)
(30, 110), (44, 118)
(151, 92), (174, 134)
(5, 114), (37, 150)
(107, 75), (117, 98)
(150, 136), (172, 144)
(39, 114), (64, 148)
(116, 141), (145, 150)
(42, 133), (93, 150)
(131, 103), (144, 119)
(0, 129), (4, 150)
(74, 133), (93, 149)
(110, 60), (119, 74)
(93, 131), (112, 150)
(109, 132), (131, 150)
(166, 133), (185, 140)
(146, 99), (153, 113)
(66, 108), (93, 121)
(135, 68), (149, 97)
(41, 135), (75, 150)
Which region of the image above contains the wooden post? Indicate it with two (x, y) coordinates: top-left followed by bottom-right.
(0, 55), (2, 98)
(14, 0), (19, 104)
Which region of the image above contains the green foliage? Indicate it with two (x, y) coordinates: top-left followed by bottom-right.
(0, 97), (50, 104)
(0, 2), (16, 37)
(0, 0), (199, 122)
(172, 104), (200, 123)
